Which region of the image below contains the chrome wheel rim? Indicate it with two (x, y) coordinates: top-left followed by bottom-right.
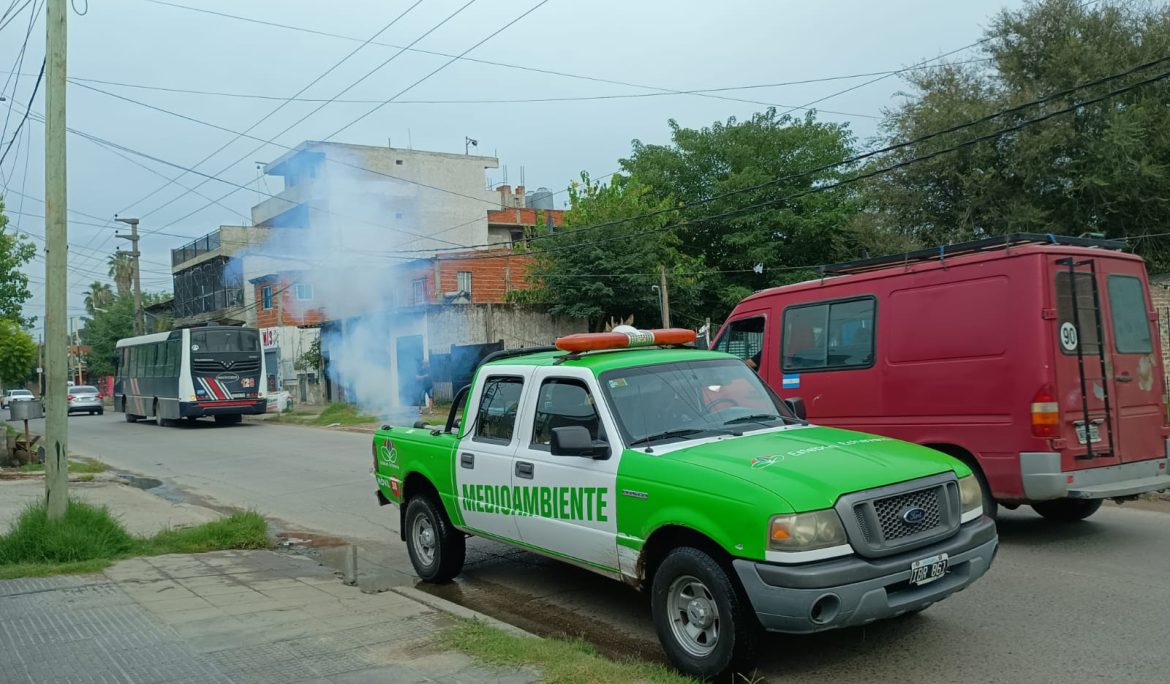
(667, 574), (720, 657)
(412, 514), (437, 567)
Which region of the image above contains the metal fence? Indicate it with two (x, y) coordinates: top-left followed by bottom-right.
(171, 231), (221, 266)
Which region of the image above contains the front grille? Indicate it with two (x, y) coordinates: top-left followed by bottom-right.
(193, 359), (261, 373)
(837, 475), (960, 558)
(872, 488), (942, 541)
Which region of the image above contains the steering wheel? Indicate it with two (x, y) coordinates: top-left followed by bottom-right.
(704, 397), (739, 414)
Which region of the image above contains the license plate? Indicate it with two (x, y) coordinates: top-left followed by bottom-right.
(1075, 422), (1102, 445)
(909, 553), (949, 586)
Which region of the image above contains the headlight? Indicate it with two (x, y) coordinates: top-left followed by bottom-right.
(958, 475), (983, 521)
(768, 509), (847, 552)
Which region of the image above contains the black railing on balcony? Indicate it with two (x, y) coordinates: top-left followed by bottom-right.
(171, 231), (221, 266)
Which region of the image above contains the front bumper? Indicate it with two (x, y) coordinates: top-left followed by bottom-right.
(1020, 451), (1170, 500)
(733, 516), (997, 634)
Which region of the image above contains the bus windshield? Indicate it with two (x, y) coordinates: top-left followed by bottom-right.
(191, 329), (260, 353)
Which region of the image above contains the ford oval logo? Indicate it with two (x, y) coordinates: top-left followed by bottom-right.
(901, 506), (927, 525)
(216, 372), (240, 383)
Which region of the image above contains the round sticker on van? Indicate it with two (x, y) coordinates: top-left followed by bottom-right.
(1060, 322), (1078, 351)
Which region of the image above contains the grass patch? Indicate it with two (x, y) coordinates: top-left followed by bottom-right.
(17, 459), (109, 474)
(437, 619), (695, 684)
(309, 403), (377, 426)
(0, 500), (269, 579)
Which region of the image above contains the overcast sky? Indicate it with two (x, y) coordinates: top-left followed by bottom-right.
(0, 0), (1026, 335)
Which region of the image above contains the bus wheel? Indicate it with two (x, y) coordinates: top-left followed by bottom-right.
(154, 402), (168, 427)
(1031, 498), (1103, 522)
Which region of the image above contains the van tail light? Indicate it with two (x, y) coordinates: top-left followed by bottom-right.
(1031, 385), (1060, 438)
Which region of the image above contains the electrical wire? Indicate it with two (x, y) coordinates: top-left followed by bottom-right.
(426, 66), (1170, 264)
(0, 57), (42, 169)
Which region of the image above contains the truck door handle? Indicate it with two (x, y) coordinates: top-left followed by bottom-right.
(515, 461), (534, 479)
(460, 453), (475, 469)
(1116, 372), (1133, 383)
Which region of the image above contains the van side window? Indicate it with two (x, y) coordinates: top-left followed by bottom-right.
(713, 317), (765, 366)
(531, 378), (604, 449)
(782, 298), (875, 371)
(1055, 273), (1102, 354)
(474, 376), (524, 443)
(1107, 275), (1153, 354)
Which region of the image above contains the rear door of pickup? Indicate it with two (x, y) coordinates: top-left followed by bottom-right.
(454, 368), (532, 541)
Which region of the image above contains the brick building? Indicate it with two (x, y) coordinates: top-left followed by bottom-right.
(399, 249), (537, 307)
(1149, 273), (1170, 373)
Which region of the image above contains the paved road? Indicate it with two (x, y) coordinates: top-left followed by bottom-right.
(16, 410), (1170, 682)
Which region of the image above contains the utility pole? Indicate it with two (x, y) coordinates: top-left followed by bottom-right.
(115, 216), (143, 335)
(43, 0), (69, 519)
(658, 265), (672, 328)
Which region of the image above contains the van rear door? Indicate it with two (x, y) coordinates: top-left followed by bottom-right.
(1050, 255), (1165, 466)
(1099, 260), (1165, 464)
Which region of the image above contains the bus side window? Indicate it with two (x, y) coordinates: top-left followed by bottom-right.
(168, 340), (181, 375)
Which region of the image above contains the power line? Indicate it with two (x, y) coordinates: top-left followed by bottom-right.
(379, 53), (1170, 258)
(0, 0), (41, 184)
(139, 0), (493, 238)
(429, 66), (1170, 264)
(0, 57), (42, 168)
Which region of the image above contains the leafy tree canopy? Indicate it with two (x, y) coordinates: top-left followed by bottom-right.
(865, 0), (1170, 270)
(0, 198), (37, 327)
(0, 318), (37, 388)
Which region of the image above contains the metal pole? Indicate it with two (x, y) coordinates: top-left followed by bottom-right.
(658, 265), (671, 328)
(43, 0), (69, 519)
(132, 221), (143, 334)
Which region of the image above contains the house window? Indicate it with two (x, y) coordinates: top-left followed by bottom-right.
(395, 212), (404, 220)
(412, 278), (428, 306)
(395, 159), (404, 166)
(294, 283), (314, 301)
(457, 271), (472, 294)
(261, 286), (273, 310)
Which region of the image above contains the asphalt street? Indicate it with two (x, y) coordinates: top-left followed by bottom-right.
(11, 409), (1170, 683)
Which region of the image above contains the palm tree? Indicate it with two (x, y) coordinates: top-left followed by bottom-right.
(108, 252), (134, 296)
(83, 282), (114, 315)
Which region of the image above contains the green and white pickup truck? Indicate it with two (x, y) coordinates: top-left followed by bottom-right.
(372, 339), (998, 678)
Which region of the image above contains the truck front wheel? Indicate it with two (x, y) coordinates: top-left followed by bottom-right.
(650, 547), (758, 680)
(1031, 498), (1103, 522)
(404, 496), (465, 582)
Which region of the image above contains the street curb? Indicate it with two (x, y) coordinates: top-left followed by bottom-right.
(390, 586), (537, 640)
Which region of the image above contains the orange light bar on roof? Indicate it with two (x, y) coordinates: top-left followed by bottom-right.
(554, 328), (697, 353)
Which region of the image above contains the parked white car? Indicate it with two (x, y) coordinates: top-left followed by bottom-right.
(2, 389), (35, 410)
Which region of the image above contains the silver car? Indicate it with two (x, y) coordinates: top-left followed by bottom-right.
(68, 385), (104, 415)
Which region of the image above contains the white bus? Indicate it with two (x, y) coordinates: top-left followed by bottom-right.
(114, 326), (268, 426)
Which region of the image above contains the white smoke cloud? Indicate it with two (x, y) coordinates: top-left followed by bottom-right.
(232, 149), (446, 421)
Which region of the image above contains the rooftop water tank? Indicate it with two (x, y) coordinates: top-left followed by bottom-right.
(525, 187), (554, 210)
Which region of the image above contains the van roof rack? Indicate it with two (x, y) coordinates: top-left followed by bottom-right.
(822, 233), (1128, 276)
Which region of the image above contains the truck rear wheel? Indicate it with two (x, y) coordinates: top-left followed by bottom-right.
(404, 495), (465, 583)
(650, 547), (758, 680)
(1031, 498), (1103, 522)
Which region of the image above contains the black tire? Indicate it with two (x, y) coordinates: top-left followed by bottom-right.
(214, 414), (242, 426)
(97, 409), (104, 416)
(154, 402), (168, 427)
(651, 547), (759, 680)
(971, 466), (998, 521)
(1031, 498), (1103, 522)
(404, 495), (465, 583)
(124, 410), (139, 423)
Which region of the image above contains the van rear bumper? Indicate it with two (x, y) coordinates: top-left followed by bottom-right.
(1020, 451), (1170, 500)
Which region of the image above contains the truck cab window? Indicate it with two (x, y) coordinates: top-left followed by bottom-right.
(474, 376), (523, 443)
(531, 378), (604, 448)
(713, 317), (766, 366)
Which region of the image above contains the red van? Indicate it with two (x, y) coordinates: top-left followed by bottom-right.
(714, 234), (1170, 521)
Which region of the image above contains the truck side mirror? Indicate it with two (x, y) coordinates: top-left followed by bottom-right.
(785, 397), (808, 421)
(551, 426), (610, 460)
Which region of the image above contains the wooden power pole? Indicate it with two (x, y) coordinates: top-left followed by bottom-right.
(43, 0), (69, 519)
(658, 265), (672, 328)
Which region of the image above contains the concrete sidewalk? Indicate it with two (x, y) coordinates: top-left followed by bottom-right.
(0, 551), (538, 684)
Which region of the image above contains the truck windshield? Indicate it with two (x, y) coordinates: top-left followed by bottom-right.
(600, 358), (795, 447)
(191, 329), (260, 353)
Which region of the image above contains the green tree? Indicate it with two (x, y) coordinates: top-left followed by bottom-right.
(0, 198), (37, 326)
(78, 295), (135, 377)
(83, 281), (114, 316)
(517, 173), (708, 331)
(865, 0), (1170, 270)
(620, 109), (862, 315)
(107, 252), (134, 296)
(0, 318), (37, 388)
